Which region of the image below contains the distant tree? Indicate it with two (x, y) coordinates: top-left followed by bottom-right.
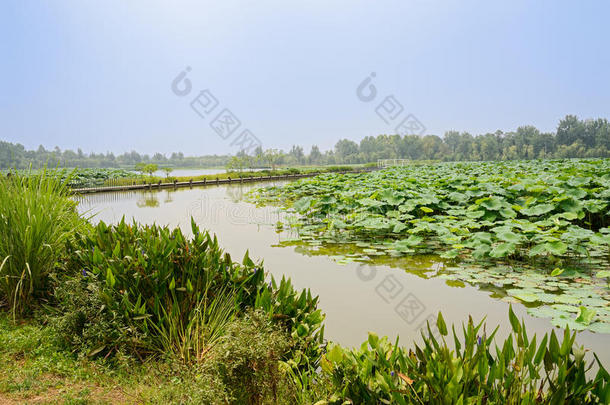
(162, 167), (173, 178)
(289, 145), (305, 164)
(145, 163), (158, 177)
(334, 139), (359, 163)
(309, 145), (322, 165)
(226, 156), (245, 173)
(264, 149), (282, 171)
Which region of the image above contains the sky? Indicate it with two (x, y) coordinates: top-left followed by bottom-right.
(1, 0), (609, 156)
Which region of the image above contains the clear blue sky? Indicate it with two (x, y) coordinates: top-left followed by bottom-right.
(1, 0), (609, 156)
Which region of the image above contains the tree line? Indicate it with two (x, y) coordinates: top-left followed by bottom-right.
(1, 115), (608, 169)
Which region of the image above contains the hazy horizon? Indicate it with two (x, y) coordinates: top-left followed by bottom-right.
(2, 1), (609, 156)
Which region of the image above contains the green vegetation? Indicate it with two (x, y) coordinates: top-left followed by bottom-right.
(1, 168), (609, 403)
(54, 219), (323, 367)
(0, 169), (87, 316)
(65, 168), (134, 188)
(70, 165), (357, 189)
(254, 159), (610, 332)
(1, 309), (608, 403)
(321, 307), (610, 404)
(135, 162), (159, 178)
(2, 115), (610, 169)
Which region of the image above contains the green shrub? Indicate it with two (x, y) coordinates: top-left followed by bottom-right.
(63, 219), (263, 358)
(0, 169), (86, 316)
(255, 276), (325, 371)
(320, 307), (610, 404)
(209, 310), (291, 404)
(62, 219), (324, 365)
(49, 275), (142, 358)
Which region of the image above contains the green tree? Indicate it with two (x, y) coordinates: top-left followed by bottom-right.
(162, 167), (173, 178)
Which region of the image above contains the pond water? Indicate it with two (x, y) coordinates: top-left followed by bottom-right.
(75, 181), (610, 366)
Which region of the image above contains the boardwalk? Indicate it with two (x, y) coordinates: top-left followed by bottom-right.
(71, 168), (377, 195)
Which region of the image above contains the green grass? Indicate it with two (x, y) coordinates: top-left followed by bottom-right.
(0, 169), (88, 316)
(0, 313), (303, 404)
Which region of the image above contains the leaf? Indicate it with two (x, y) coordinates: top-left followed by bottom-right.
(448, 192), (468, 203)
(509, 305), (521, 333)
(489, 243), (516, 258)
(367, 332), (379, 348)
(437, 311), (448, 336)
(550, 268), (564, 277)
(397, 372), (414, 385)
(479, 196), (503, 211)
(87, 345), (106, 357)
(106, 268), (116, 289)
(496, 230), (523, 244)
(546, 241), (568, 256)
(293, 197), (313, 213)
(596, 271), (610, 279)
(575, 306), (596, 326)
(520, 204), (555, 216)
(325, 344), (344, 363)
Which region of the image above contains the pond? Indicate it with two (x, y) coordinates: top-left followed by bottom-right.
(75, 181), (610, 366)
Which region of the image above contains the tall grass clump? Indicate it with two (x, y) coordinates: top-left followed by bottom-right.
(0, 168), (86, 316)
(57, 219), (324, 365)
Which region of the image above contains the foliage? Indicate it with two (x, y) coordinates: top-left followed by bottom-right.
(255, 276), (325, 370)
(62, 219), (324, 365)
(209, 310), (291, 404)
(63, 167), (134, 188)
(0, 169), (87, 316)
(162, 167), (174, 178)
(257, 159), (610, 262)
(3, 115), (610, 169)
(320, 307), (610, 404)
(255, 159), (610, 332)
(63, 218), (263, 358)
(135, 162), (158, 177)
(49, 275), (143, 359)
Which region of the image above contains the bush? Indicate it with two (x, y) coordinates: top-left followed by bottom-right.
(0, 169), (87, 316)
(61, 219), (324, 365)
(49, 275), (142, 358)
(63, 219), (264, 359)
(209, 310), (291, 404)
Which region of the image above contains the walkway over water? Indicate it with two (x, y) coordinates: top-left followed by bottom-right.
(377, 159), (410, 168)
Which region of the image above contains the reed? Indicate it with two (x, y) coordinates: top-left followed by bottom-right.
(0, 168), (86, 316)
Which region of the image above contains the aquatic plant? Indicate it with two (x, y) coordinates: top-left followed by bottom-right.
(62, 219), (324, 364)
(254, 159), (610, 333)
(320, 307), (610, 404)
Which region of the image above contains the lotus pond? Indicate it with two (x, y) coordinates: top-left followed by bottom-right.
(75, 172), (610, 367)
(253, 159), (610, 334)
